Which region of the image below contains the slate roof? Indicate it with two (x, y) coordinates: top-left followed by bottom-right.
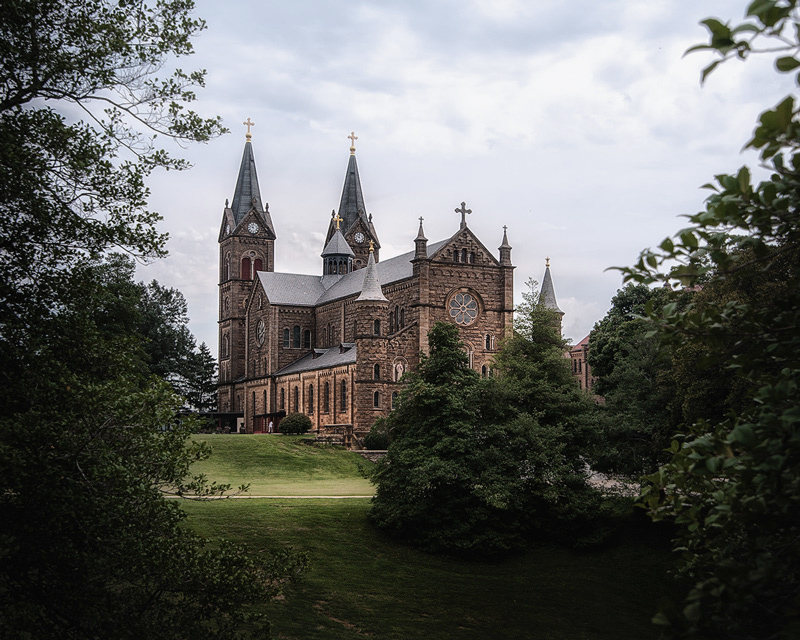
(356, 251), (388, 302)
(258, 239), (448, 308)
(337, 153), (368, 234)
(541, 264), (563, 314)
(321, 229), (354, 257)
(275, 343), (357, 376)
(230, 140), (276, 235)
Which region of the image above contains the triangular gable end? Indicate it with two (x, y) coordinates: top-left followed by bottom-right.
(233, 208), (275, 240)
(218, 207), (236, 242)
(428, 226), (502, 267)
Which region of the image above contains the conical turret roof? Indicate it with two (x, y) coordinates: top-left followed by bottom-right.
(337, 152), (369, 234)
(540, 259), (563, 314)
(321, 229), (354, 257)
(356, 249), (388, 302)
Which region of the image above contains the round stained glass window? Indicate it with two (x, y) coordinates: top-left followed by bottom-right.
(448, 292), (478, 326)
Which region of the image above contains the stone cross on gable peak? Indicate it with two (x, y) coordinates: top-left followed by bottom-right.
(455, 201), (472, 229)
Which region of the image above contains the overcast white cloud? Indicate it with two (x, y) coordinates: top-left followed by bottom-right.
(137, 0), (789, 351)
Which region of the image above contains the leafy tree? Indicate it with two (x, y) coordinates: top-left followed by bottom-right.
(620, 2), (800, 637)
(0, 2), (305, 637)
(184, 341), (219, 413)
(587, 284), (681, 476)
(371, 309), (601, 556)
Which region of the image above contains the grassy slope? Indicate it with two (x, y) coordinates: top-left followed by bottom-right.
(182, 435), (679, 640)
(191, 434), (374, 495)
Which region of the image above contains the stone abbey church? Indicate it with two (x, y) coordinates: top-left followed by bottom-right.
(217, 127), (561, 437)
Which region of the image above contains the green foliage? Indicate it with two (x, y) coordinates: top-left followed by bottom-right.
(280, 413), (313, 435)
(618, 3), (800, 637)
(363, 421), (391, 450)
(371, 317), (602, 557)
(0, 2), (306, 637)
(586, 284), (682, 476)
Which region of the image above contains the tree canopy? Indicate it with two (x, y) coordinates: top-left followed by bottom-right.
(619, 2), (800, 637)
(0, 2), (303, 637)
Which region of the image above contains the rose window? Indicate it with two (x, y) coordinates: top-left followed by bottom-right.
(448, 292), (478, 326)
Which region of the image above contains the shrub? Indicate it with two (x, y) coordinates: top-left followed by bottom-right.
(279, 413), (312, 434)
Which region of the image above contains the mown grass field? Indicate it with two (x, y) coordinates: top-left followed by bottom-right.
(191, 434), (374, 495)
(183, 434), (680, 640)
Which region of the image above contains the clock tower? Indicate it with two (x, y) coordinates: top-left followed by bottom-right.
(218, 120), (276, 413)
(322, 131), (380, 269)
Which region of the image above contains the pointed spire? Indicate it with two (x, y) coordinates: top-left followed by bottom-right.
(356, 247), (388, 302)
(540, 257), (563, 314)
(414, 216), (428, 260)
(337, 139), (368, 233)
(416, 217), (427, 241)
(229, 135), (276, 235)
(321, 228), (354, 257)
(499, 225), (512, 265)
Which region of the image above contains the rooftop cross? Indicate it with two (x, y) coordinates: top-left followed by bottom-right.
(455, 201), (472, 229)
(243, 117), (255, 141)
(348, 131), (358, 154)
(546, 256), (551, 268)
(369, 239), (375, 252)
(333, 212), (343, 230)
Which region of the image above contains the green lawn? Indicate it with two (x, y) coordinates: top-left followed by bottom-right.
(183, 498), (677, 640)
(182, 434), (680, 639)
(191, 434), (374, 495)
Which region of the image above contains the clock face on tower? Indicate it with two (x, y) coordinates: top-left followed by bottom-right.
(248, 222), (259, 234)
(354, 232), (365, 244)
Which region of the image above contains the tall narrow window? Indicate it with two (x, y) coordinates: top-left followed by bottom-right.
(374, 363), (380, 380)
(303, 330), (311, 349)
(308, 384), (314, 414)
(482, 365), (487, 378)
(293, 325), (301, 348)
(461, 248), (468, 263)
(293, 387), (299, 412)
(400, 308), (405, 327)
(340, 379), (347, 411)
(225, 253), (231, 281)
(283, 328), (290, 348)
(392, 392), (398, 409)
(324, 382), (330, 412)
(373, 319), (380, 335)
(453, 250), (459, 263)
(241, 256), (252, 280)
(280, 388), (285, 410)
(254, 258), (263, 272)
(485, 334), (492, 350)
(373, 391), (380, 408)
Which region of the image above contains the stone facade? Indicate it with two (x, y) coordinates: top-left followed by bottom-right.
(569, 335), (597, 394)
(216, 133), (518, 438)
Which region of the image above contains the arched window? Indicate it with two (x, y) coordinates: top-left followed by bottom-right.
(308, 384), (314, 413)
(293, 325), (301, 348)
(400, 308), (405, 327)
(374, 363), (380, 380)
(280, 388), (285, 410)
(324, 382), (330, 413)
(293, 387), (299, 412)
(461, 248), (468, 263)
(485, 334), (492, 350)
(340, 379), (347, 411)
(481, 365), (487, 378)
(254, 258), (263, 272)
(283, 328), (290, 348)
(303, 330), (311, 349)
(373, 319), (380, 335)
(241, 256), (252, 280)
(225, 253), (231, 281)
(373, 391), (380, 408)
(453, 250), (459, 263)
(222, 334), (230, 358)
(391, 392), (398, 409)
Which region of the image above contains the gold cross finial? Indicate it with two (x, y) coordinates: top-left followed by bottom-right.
(348, 131), (358, 155)
(243, 117), (255, 141)
(369, 239), (375, 252)
(546, 256), (550, 268)
(333, 212), (343, 230)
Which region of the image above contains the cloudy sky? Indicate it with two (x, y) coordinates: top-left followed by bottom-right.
(138, 0), (788, 351)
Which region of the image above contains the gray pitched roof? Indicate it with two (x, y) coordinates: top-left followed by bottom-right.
(275, 344), (357, 376)
(258, 239), (448, 307)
